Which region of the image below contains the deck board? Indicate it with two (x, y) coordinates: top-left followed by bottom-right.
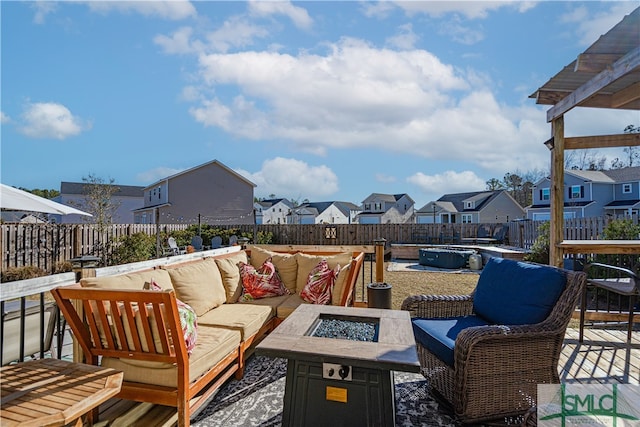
(49, 326), (637, 425)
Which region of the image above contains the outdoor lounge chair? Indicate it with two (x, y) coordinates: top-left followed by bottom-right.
(402, 258), (586, 423)
(211, 236), (223, 249)
(162, 237), (186, 256)
(190, 235), (205, 251)
(579, 262), (639, 343)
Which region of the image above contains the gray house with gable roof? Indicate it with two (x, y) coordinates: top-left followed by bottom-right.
(526, 166), (640, 220)
(358, 193), (415, 224)
(416, 190), (525, 224)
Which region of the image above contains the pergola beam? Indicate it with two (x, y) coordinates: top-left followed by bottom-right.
(565, 133), (640, 150)
(547, 46), (640, 122)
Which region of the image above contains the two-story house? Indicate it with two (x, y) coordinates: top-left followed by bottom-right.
(254, 198), (293, 224)
(416, 190), (525, 224)
(526, 166), (640, 220)
(288, 201), (361, 224)
(357, 193), (414, 224)
(53, 182), (144, 224)
(133, 159), (256, 225)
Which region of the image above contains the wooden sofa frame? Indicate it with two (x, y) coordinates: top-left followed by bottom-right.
(52, 247), (365, 427)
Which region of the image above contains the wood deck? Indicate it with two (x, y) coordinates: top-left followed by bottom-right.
(50, 325), (637, 426)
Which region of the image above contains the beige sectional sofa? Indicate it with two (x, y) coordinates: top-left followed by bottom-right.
(52, 245), (364, 427)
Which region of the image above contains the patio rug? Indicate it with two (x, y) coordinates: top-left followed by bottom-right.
(192, 355), (461, 427)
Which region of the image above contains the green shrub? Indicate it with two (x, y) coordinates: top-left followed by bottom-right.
(524, 221), (550, 264)
(1, 265), (48, 283)
(110, 232), (156, 265)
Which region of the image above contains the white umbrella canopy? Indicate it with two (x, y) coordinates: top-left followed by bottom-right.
(0, 183), (92, 216)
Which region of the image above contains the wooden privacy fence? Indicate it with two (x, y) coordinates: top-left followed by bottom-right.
(1, 217), (632, 271)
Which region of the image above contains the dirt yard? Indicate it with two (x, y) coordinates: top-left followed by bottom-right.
(356, 261), (480, 310)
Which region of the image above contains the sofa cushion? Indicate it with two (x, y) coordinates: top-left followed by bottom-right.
(331, 263), (352, 305)
(101, 326), (241, 388)
(238, 259), (290, 302)
(165, 259), (226, 316)
(276, 294), (306, 319)
(80, 268), (174, 291)
(214, 251), (249, 303)
(238, 294), (291, 317)
(295, 252), (352, 294)
(300, 259), (339, 305)
(412, 315), (490, 367)
(473, 257), (566, 326)
(250, 247), (298, 294)
(198, 304), (273, 341)
(148, 281), (198, 355)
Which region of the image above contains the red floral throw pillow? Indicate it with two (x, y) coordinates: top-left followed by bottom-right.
(239, 258), (290, 302)
(300, 259), (340, 305)
(148, 281), (198, 356)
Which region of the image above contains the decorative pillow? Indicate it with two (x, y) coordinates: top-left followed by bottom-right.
(239, 258), (290, 302)
(249, 247), (298, 294)
(295, 252), (352, 294)
(300, 259), (340, 305)
(148, 281), (198, 356)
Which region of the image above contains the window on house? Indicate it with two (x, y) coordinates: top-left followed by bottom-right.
(569, 185), (583, 199)
(465, 201), (473, 209)
(623, 183), (632, 193)
(462, 214), (472, 223)
(541, 188), (550, 201)
(148, 192), (151, 202)
(158, 186), (161, 199)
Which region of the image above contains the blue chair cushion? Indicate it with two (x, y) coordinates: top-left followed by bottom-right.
(473, 257), (566, 326)
(412, 315), (490, 367)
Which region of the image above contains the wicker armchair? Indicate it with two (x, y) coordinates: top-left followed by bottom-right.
(402, 259), (586, 424)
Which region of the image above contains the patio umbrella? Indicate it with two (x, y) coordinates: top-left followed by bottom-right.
(0, 183), (92, 216)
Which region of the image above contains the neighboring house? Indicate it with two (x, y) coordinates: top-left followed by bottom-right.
(133, 159), (256, 225)
(288, 201), (362, 224)
(53, 182), (144, 224)
(253, 198), (293, 225)
(526, 166), (640, 220)
(358, 193), (414, 224)
(416, 190), (525, 224)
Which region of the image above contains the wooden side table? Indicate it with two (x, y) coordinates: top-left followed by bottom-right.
(1, 358), (123, 427)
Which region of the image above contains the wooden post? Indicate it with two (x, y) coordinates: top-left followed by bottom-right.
(550, 116), (565, 267)
(374, 238), (386, 283)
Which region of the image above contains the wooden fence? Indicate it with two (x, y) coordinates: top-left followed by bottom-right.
(1, 217), (634, 272)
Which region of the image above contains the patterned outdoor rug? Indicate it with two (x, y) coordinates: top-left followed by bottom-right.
(192, 355), (461, 427)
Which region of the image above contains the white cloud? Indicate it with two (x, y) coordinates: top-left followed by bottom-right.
(0, 112), (10, 124)
(248, 1), (313, 30)
(561, 3), (638, 46)
(154, 27), (204, 55)
(205, 16), (270, 53)
(18, 102), (89, 140)
(136, 167), (184, 184)
(386, 24), (418, 50)
(407, 170), (487, 202)
(31, 1), (57, 24)
(393, 1), (534, 20)
(85, 0), (196, 21)
(187, 37), (553, 172)
(236, 157), (339, 199)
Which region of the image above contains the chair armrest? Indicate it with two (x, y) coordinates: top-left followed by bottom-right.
(401, 294), (474, 318)
(587, 262), (639, 280)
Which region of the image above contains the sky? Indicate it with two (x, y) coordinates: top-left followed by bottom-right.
(2, 1), (639, 209)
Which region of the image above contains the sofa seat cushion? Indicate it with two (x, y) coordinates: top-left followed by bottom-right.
(250, 247), (298, 294)
(412, 315), (490, 367)
(214, 251), (249, 303)
(197, 304), (273, 341)
(473, 258), (566, 326)
(276, 294), (307, 319)
(80, 268), (174, 291)
(238, 294), (290, 316)
(165, 259), (227, 316)
(101, 326), (241, 388)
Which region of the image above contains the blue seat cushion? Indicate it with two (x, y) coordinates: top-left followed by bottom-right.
(473, 257), (566, 326)
(412, 315), (490, 367)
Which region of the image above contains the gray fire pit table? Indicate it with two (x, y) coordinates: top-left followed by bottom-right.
(256, 304), (420, 427)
